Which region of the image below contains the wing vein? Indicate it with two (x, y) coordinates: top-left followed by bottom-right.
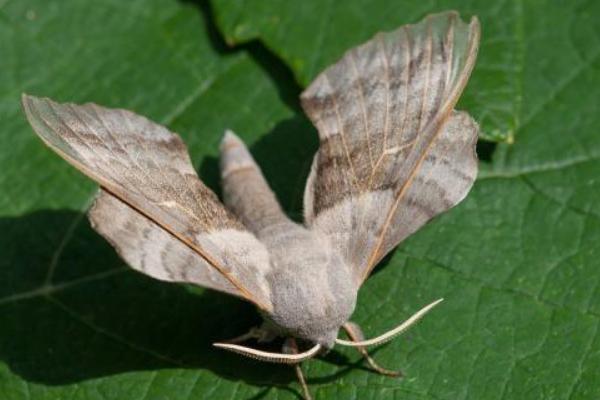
(400, 26), (413, 143)
(323, 73), (360, 191)
(444, 14), (456, 96)
(361, 17), (479, 280)
(112, 109), (207, 228)
(102, 187), (269, 310)
(378, 34), (391, 152)
(78, 105), (173, 202)
(301, 13), (481, 286)
(416, 16), (434, 133)
(25, 96), (273, 311)
(349, 49), (374, 169)
(364, 19), (435, 274)
(45, 103), (124, 184)
(124, 111), (221, 232)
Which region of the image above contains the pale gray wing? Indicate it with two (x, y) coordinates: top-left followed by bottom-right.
(22, 95), (273, 311)
(301, 12), (480, 285)
(89, 189), (242, 297)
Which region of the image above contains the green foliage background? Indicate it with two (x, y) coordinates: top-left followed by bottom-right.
(1, 0), (599, 399)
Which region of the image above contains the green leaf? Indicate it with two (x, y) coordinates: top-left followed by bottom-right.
(1, 0), (600, 400)
(210, 0), (595, 144)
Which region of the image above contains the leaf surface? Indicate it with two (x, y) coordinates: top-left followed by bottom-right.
(1, 0), (600, 399)
(211, 0), (598, 144)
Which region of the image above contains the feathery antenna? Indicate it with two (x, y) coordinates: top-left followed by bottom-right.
(213, 342), (321, 364)
(335, 298), (444, 347)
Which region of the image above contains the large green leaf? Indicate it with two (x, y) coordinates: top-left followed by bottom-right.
(1, 0), (600, 399)
(211, 0), (598, 144)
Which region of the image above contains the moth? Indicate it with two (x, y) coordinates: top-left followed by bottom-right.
(22, 11), (480, 399)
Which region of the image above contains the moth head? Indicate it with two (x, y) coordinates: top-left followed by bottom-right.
(309, 328), (339, 351)
(213, 298), (443, 364)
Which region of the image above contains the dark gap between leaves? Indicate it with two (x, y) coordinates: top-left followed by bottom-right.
(186, 0), (303, 113)
(476, 140), (496, 162)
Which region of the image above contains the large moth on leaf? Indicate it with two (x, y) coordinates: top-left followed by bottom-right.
(22, 11), (480, 399)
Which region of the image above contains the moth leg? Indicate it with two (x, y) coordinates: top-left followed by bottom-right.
(223, 325), (277, 344)
(342, 322), (402, 377)
(283, 338), (312, 400)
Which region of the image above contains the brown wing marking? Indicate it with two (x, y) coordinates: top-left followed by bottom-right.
(301, 12), (480, 284)
(89, 189), (245, 296)
(22, 95), (273, 311)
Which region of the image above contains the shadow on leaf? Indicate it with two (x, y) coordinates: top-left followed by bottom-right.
(200, 114), (318, 222)
(0, 115), (372, 398)
(0, 2), (402, 395)
(0, 209), (340, 397)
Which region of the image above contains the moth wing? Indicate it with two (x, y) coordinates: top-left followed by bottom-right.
(23, 95), (273, 311)
(301, 12), (480, 285)
(89, 189), (244, 297)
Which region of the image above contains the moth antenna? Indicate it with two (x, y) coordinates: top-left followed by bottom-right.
(335, 298), (444, 347)
(213, 342), (321, 364)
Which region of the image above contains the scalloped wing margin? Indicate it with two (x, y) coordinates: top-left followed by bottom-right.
(301, 12), (480, 284)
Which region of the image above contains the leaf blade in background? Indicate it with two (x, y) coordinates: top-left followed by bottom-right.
(0, 0), (600, 399)
(211, 0), (598, 144)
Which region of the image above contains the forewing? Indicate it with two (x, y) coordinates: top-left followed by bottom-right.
(302, 12), (480, 284)
(23, 95), (272, 311)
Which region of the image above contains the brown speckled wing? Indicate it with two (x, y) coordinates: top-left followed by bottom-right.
(22, 95), (272, 311)
(301, 12), (480, 284)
